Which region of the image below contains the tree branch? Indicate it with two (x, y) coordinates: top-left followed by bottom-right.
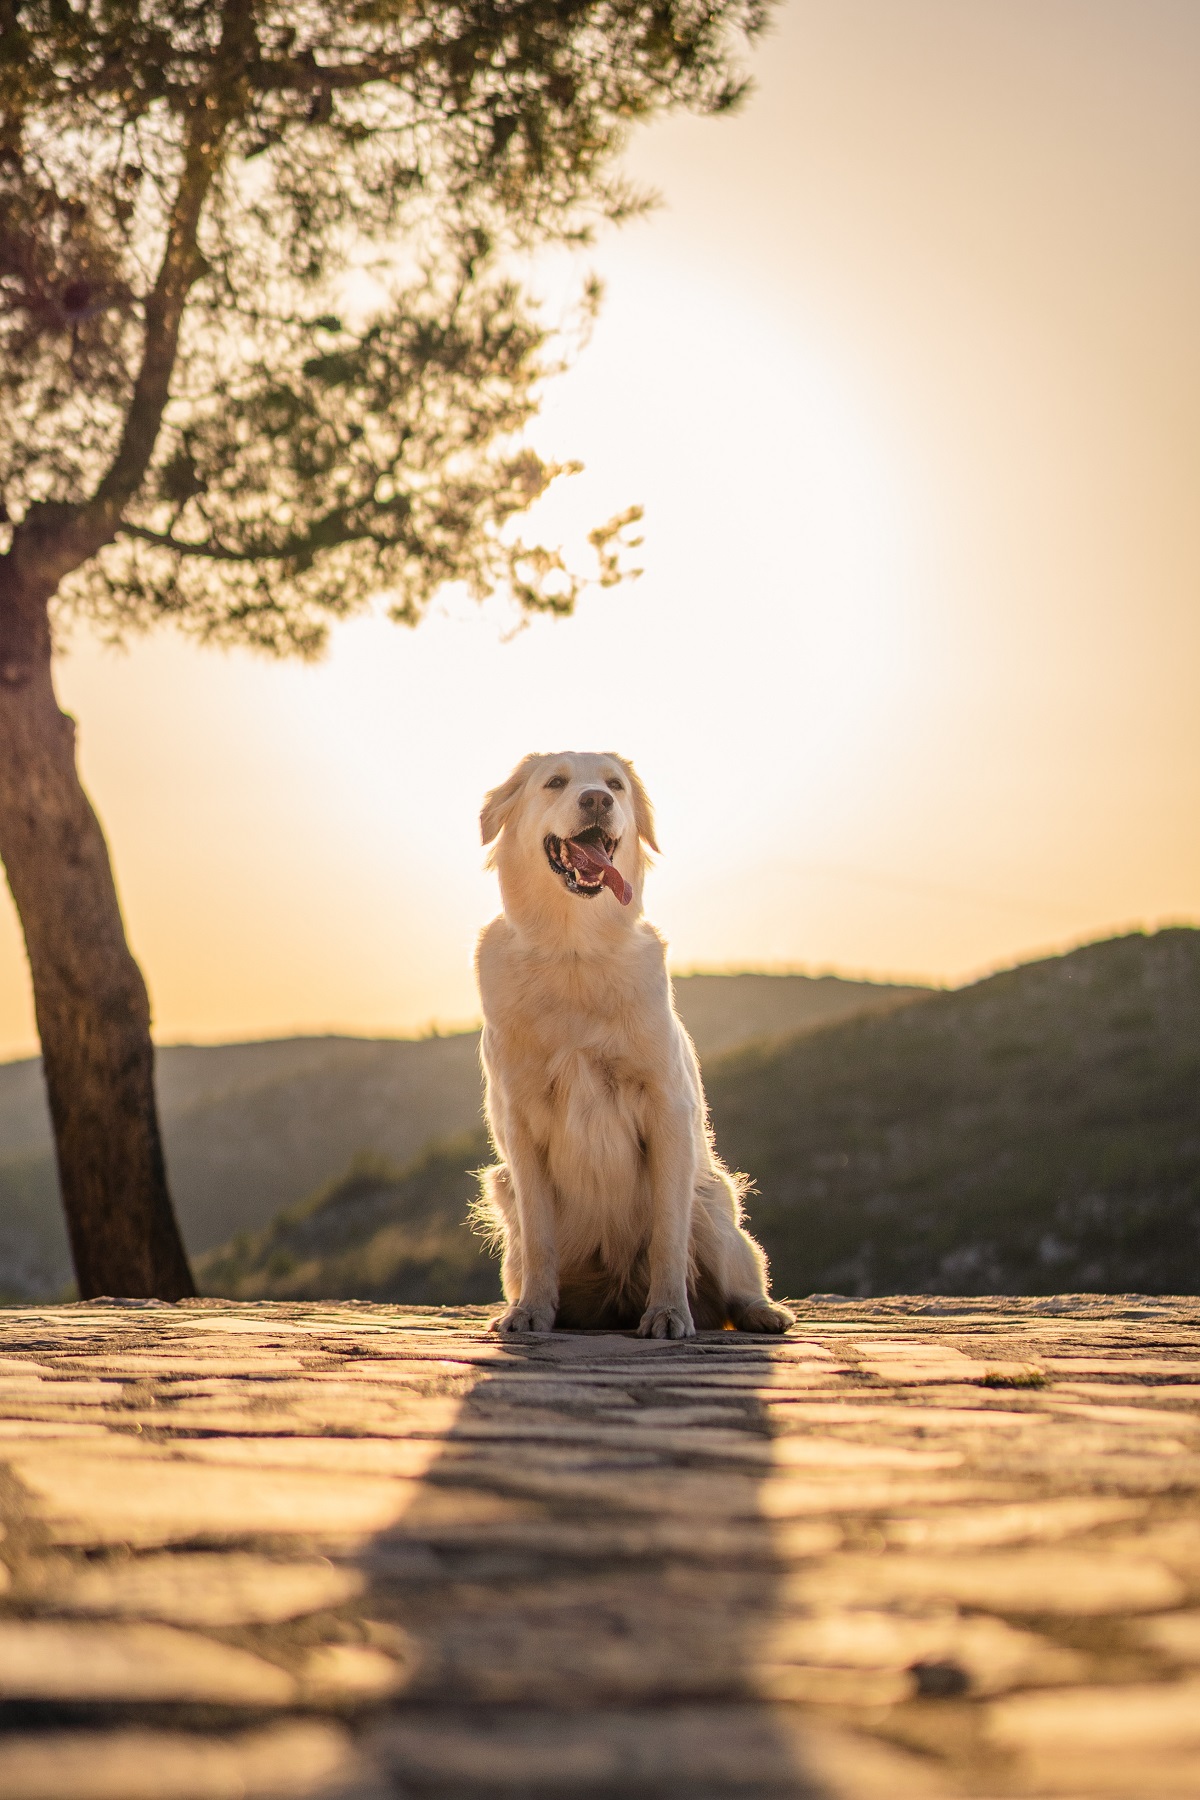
(250, 51), (429, 94)
(18, 4), (256, 595)
(85, 106), (221, 526)
(119, 515), (394, 565)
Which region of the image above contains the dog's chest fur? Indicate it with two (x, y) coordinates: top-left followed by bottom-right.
(479, 927), (695, 1260)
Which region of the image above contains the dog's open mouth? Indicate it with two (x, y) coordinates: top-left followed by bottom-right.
(544, 827), (633, 905)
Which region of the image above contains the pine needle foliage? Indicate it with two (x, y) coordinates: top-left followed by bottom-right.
(0, 0), (767, 651)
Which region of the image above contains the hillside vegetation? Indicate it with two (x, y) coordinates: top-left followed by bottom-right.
(200, 929), (1200, 1304)
(0, 971), (916, 1300)
(0, 1032), (483, 1301)
(198, 1138), (496, 1303)
(711, 928), (1200, 1297)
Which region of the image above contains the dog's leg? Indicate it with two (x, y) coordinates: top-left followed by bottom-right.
(490, 1125), (559, 1334)
(725, 1233), (795, 1334)
(696, 1171), (795, 1334)
(637, 1102), (698, 1339)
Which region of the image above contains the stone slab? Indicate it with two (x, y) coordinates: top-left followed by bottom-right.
(0, 1296), (1197, 1798)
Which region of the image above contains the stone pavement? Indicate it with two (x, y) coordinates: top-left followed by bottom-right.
(0, 1298), (1198, 1798)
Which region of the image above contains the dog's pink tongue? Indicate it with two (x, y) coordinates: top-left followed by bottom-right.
(566, 836), (633, 906)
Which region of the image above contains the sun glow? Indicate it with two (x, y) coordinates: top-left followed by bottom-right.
(0, 3), (1196, 1059)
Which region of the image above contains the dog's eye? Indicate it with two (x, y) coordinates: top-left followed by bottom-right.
(607, 778), (624, 791)
(545, 775), (567, 790)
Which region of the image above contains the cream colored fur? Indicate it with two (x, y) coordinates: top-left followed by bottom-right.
(474, 750), (794, 1339)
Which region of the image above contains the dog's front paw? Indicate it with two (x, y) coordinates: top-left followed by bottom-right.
(637, 1304), (695, 1340)
(490, 1302), (556, 1334)
(731, 1298), (795, 1334)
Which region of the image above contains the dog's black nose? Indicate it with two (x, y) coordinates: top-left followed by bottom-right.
(578, 787), (614, 816)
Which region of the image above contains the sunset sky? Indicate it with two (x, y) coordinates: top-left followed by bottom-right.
(1, 0), (1197, 1057)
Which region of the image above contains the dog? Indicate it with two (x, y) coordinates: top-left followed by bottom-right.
(473, 750), (794, 1338)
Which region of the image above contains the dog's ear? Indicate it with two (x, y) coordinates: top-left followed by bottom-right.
(480, 755), (540, 845)
(617, 757), (659, 852)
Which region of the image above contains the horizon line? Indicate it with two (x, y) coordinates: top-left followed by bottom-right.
(0, 918), (1192, 1067)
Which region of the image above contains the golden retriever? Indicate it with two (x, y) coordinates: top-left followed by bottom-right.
(474, 750), (794, 1338)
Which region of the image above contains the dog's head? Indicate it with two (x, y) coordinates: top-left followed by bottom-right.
(481, 751), (658, 926)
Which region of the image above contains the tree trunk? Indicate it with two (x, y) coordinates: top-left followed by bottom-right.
(0, 562), (194, 1300)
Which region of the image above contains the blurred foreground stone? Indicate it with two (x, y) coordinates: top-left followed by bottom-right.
(0, 1295), (1197, 1797)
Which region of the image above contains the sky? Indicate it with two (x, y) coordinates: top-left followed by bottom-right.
(1, 0), (1198, 1056)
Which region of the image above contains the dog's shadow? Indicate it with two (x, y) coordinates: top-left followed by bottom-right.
(352, 1321), (858, 1800)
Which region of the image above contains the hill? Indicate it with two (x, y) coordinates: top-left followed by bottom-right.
(200, 929), (1200, 1304)
(0, 1031), (484, 1302)
(710, 927), (1200, 1296)
(0, 970), (918, 1300)
(198, 1137), (497, 1303)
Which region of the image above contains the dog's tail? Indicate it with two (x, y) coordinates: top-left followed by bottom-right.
(468, 1162), (511, 1252)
